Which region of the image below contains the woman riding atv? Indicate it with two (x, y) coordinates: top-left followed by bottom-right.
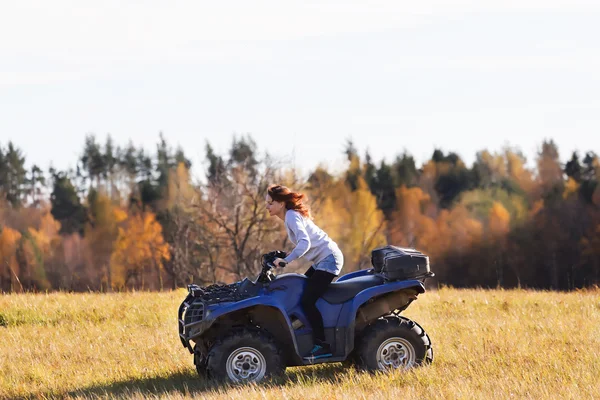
(265, 184), (344, 360)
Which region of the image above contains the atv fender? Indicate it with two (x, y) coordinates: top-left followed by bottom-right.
(338, 279), (425, 354)
(190, 296), (302, 359)
(351, 279), (424, 312)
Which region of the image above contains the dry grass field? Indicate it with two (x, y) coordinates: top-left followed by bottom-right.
(1, 287), (599, 399)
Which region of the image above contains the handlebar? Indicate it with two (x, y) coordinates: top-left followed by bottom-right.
(261, 250), (288, 269)
(258, 250), (288, 282)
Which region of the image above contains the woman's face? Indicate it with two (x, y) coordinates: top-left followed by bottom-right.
(266, 194), (285, 217)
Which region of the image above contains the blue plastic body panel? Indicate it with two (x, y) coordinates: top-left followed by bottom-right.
(335, 268), (374, 282)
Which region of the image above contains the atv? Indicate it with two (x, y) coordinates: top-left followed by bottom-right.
(178, 246), (434, 383)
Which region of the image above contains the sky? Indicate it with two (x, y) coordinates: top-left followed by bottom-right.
(1, 0), (599, 180)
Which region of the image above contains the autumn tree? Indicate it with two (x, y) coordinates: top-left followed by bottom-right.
(487, 202), (510, 286)
(110, 211), (170, 290)
(193, 149), (281, 280)
(311, 175), (387, 272)
(16, 223), (54, 291)
(2, 132), (600, 292)
(390, 186), (437, 250)
(0, 226), (22, 292)
(85, 190), (121, 290)
(536, 140), (564, 204)
(158, 162), (208, 288)
(505, 148), (535, 198)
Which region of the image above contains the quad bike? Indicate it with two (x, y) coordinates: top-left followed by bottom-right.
(178, 246), (434, 383)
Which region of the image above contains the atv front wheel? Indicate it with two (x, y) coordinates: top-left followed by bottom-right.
(206, 329), (284, 383)
(357, 316), (433, 372)
(194, 345), (208, 377)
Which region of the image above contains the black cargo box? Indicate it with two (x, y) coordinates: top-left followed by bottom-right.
(371, 245), (430, 281)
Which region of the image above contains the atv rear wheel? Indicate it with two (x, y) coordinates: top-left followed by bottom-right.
(357, 316), (433, 372)
(206, 329), (284, 383)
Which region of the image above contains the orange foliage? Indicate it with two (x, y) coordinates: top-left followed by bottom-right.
(489, 202), (510, 238)
(505, 149), (534, 195)
(563, 178), (579, 199)
(391, 186), (485, 263)
(110, 212), (171, 290)
(0, 226), (22, 291)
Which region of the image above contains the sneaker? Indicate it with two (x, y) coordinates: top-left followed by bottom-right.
(303, 343), (332, 360)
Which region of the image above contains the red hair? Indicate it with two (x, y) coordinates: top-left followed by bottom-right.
(268, 185), (311, 218)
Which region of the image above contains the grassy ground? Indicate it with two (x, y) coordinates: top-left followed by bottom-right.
(1, 287), (599, 399)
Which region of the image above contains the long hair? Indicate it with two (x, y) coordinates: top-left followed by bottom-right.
(267, 184), (311, 218)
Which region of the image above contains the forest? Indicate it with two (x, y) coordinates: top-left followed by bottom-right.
(0, 134), (598, 292)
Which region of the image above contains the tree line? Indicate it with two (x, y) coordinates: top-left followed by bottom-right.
(0, 133), (598, 292)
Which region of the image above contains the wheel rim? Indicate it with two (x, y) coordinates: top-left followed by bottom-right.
(376, 337), (416, 370)
(225, 347), (267, 383)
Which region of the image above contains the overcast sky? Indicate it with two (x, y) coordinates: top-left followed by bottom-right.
(1, 0), (599, 179)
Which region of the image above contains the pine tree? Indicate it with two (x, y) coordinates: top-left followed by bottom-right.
(50, 172), (87, 235)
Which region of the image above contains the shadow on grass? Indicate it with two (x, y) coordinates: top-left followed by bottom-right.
(30, 364), (351, 399)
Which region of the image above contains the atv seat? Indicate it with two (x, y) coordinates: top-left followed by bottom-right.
(322, 275), (385, 304)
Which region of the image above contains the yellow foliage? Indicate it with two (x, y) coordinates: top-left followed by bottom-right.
(530, 199), (544, 217)
(38, 212), (61, 238)
(392, 185), (435, 248)
(312, 177), (386, 271)
(0, 227), (22, 254)
(21, 212), (59, 260)
(86, 192), (121, 289)
(505, 149), (534, 195)
(489, 202), (511, 237)
(16, 229), (51, 290)
(113, 208), (128, 223)
(110, 212), (170, 289)
(563, 177), (579, 199)
(167, 162), (195, 209)
(314, 196), (345, 243)
(0, 226), (22, 285)
(443, 205), (483, 253)
(28, 227), (50, 254)
(392, 187), (485, 261)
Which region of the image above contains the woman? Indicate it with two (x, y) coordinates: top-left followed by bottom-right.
(266, 184), (344, 360)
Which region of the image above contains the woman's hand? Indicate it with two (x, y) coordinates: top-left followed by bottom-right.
(273, 258), (288, 268)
